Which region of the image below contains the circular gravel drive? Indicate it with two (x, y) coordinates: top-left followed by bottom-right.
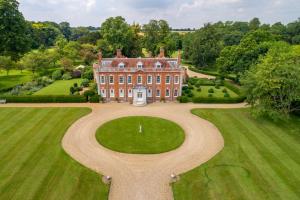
(61, 102), (246, 200)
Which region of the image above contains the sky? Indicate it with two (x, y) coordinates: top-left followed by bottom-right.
(19, 0), (300, 28)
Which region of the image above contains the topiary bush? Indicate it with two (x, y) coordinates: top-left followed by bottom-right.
(222, 88), (228, 93)
(52, 70), (63, 80)
(224, 93), (230, 98)
(197, 88), (201, 92)
(89, 95), (100, 103)
(208, 93), (213, 97)
(208, 88), (214, 93)
(215, 85), (220, 89)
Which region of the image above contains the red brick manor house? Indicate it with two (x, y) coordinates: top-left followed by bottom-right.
(93, 48), (185, 106)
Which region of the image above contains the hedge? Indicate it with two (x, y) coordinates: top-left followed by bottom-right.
(0, 95), (87, 103)
(224, 81), (245, 97)
(192, 96), (245, 103)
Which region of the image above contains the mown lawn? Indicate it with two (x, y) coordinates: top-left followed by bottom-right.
(0, 108), (109, 200)
(192, 86), (239, 98)
(34, 79), (82, 95)
(96, 116), (185, 154)
(0, 70), (32, 91)
(173, 108), (300, 200)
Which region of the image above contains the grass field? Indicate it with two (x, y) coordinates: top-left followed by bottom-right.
(0, 70), (32, 91)
(192, 86), (239, 98)
(34, 79), (82, 95)
(0, 108), (109, 200)
(96, 116), (185, 154)
(173, 108), (300, 200)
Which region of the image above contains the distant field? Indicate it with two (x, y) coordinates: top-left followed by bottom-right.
(173, 108), (300, 200)
(0, 107), (109, 199)
(192, 86), (239, 98)
(0, 70), (32, 91)
(34, 79), (82, 95)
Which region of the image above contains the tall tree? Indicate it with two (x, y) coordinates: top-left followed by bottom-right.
(0, 56), (14, 75)
(0, 0), (31, 60)
(100, 16), (139, 57)
(242, 42), (300, 119)
(143, 19), (171, 55)
(59, 22), (72, 40)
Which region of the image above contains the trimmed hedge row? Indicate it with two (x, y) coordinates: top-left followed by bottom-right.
(188, 66), (237, 81)
(224, 81), (245, 97)
(0, 95), (87, 103)
(192, 96), (245, 103)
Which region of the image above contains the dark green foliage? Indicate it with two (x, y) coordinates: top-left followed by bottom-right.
(208, 88), (214, 93)
(0, 0), (31, 59)
(52, 69), (62, 80)
(81, 68), (94, 80)
(192, 96), (245, 103)
(224, 92), (230, 98)
(215, 85), (220, 89)
(89, 95), (100, 103)
(177, 96), (189, 103)
(208, 93), (213, 97)
(62, 72), (72, 80)
(222, 88), (228, 93)
(197, 88), (201, 92)
(81, 78), (90, 87)
(0, 95), (87, 103)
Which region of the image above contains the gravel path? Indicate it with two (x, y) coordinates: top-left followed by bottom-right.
(0, 102), (246, 200)
(184, 66), (215, 79)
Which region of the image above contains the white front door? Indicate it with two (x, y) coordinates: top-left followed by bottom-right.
(133, 87), (147, 106)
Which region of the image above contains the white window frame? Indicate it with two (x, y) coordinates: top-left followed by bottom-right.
(118, 62), (125, 69)
(155, 61), (162, 69)
(119, 89), (124, 98)
(156, 89), (160, 97)
(147, 75), (152, 84)
(119, 76), (124, 84)
(137, 75), (142, 84)
(166, 75), (171, 84)
(166, 88), (170, 97)
(156, 75), (161, 84)
(100, 75), (105, 84)
(109, 75), (114, 84)
(128, 89), (133, 97)
(137, 61), (143, 69)
(127, 75), (132, 84)
(174, 75), (179, 84)
(110, 89), (115, 98)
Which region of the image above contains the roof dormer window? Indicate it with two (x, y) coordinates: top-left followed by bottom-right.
(118, 62), (125, 69)
(155, 62), (162, 69)
(137, 61), (143, 69)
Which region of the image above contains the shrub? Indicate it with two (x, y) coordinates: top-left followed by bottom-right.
(70, 86), (75, 95)
(52, 70), (62, 80)
(187, 93), (194, 98)
(224, 93), (230, 98)
(197, 88), (201, 92)
(195, 83), (201, 88)
(81, 68), (94, 80)
(215, 85), (220, 89)
(83, 89), (96, 101)
(188, 85), (194, 90)
(62, 72), (72, 80)
(192, 96), (245, 103)
(74, 83), (78, 88)
(208, 93), (213, 97)
(0, 95), (87, 103)
(182, 86), (189, 91)
(222, 88), (227, 93)
(208, 88), (214, 93)
(89, 95), (100, 103)
(224, 81), (243, 96)
(81, 79), (90, 87)
(177, 96), (189, 103)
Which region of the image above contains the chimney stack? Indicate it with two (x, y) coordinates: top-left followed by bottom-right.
(178, 49), (181, 65)
(98, 51), (102, 63)
(116, 49), (122, 58)
(159, 47), (165, 58)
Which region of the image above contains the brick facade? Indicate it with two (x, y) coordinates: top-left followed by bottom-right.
(93, 48), (185, 103)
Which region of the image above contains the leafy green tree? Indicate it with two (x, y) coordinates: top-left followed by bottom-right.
(70, 27), (90, 41)
(143, 19), (171, 55)
(217, 29), (275, 80)
(59, 22), (72, 40)
(249, 18), (261, 30)
(242, 42), (300, 119)
(100, 16), (140, 57)
(0, 0), (31, 59)
(77, 31), (101, 44)
(0, 56), (14, 75)
(189, 24), (222, 67)
(60, 57), (73, 71)
(21, 50), (55, 75)
(80, 44), (97, 65)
